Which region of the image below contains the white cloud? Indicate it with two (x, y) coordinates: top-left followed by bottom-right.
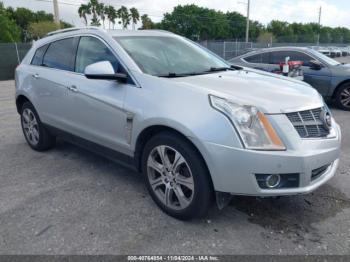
(250, 0), (350, 27)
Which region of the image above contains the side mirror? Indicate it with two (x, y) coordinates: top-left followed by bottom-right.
(309, 60), (323, 70)
(84, 61), (128, 83)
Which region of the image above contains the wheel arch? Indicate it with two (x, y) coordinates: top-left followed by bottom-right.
(134, 125), (214, 190)
(332, 79), (350, 99)
(16, 94), (32, 114)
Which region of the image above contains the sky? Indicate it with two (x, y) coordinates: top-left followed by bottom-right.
(2, 0), (350, 29)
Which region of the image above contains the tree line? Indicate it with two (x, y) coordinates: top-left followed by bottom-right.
(0, 1), (72, 42)
(78, 0), (140, 30)
(1, 1), (349, 44)
(139, 4), (350, 44)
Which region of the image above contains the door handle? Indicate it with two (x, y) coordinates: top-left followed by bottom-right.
(32, 73), (39, 79)
(67, 85), (78, 92)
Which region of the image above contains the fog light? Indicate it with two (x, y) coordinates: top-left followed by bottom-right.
(255, 173), (299, 189)
(266, 174), (281, 188)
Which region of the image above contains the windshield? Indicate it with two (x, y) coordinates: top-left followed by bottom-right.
(309, 49), (340, 66)
(114, 36), (229, 76)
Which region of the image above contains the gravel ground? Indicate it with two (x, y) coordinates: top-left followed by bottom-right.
(0, 80), (349, 255)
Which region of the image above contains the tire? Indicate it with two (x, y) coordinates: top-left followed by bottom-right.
(141, 132), (213, 220)
(20, 102), (56, 151)
(335, 83), (350, 111)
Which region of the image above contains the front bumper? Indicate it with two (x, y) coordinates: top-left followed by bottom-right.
(200, 119), (341, 196)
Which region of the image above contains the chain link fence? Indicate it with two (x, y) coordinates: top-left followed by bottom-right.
(0, 43), (32, 81)
(200, 40), (349, 60)
(0, 40), (348, 80)
(200, 40), (254, 60)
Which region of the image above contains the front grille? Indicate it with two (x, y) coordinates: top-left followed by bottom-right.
(286, 108), (330, 138)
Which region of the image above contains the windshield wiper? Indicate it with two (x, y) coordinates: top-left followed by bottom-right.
(206, 67), (232, 72)
(157, 72), (202, 78)
(157, 65), (243, 78)
(202, 65), (243, 73)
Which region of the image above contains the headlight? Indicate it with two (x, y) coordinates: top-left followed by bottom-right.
(209, 95), (286, 151)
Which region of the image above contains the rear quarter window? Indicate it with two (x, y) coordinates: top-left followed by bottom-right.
(244, 53), (269, 64)
(31, 44), (49, 66)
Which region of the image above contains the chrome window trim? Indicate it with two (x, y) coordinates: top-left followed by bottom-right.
(28, 33), (141, 88)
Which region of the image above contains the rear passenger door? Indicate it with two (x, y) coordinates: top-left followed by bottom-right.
(31, 37), (79, 130)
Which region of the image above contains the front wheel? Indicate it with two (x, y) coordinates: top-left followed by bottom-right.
(335, 84), (350, 111)
(142, 132), (213, 220)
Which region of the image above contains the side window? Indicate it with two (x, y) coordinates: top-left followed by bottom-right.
(289, 52), (314, 67)
(43, 38), (77, 71)
(31, 44), (49, 66)
(244, 54), (261, 63)
(270, 51), (290, 64)
(75, 36), (120, 74)
(269, 51), (314, 66)
(244, 53), (269, 64)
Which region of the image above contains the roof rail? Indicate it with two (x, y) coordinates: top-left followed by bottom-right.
(46, 26), (103, 36)
(147, 29), (174, 34)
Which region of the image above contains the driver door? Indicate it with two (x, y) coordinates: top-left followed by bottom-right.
(67, 36), (132, 153)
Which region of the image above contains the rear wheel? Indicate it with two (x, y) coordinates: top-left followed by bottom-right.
(335, 83), (350, 111)
(21, 102), (56, 151)
(142, 132), (213, 220)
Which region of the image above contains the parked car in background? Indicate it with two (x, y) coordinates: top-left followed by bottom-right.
(15, 28), (341, 220)
(339, 47), (349, 57)
(329, 47), (342, 58)
(230, 46), (350, 110)
(309, 46), (331, 57)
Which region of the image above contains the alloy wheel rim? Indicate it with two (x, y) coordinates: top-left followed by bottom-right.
(147, 145), (194, 210)
(22, 108), (39, 146)
(340, 87), (350, 108)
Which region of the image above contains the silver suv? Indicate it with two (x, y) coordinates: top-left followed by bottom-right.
(15, 27), (341, 220)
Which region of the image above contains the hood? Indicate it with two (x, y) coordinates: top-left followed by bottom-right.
(338, 63), (350, 70)
(331, 63), (350, 76)
(169, 69), (323, 114)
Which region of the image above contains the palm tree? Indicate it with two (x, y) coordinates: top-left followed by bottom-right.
(129, 7), (140, 30)
(89, 0), (100, 26)
(105, 5), (117, 29)
(118, 6), (131, 30)
(96, 2), (105, 29)
(141, 14), (153, 29)
(78, 4), (91, 26)
(112, 7), (119, 29)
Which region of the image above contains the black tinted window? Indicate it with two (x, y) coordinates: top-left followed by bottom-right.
(244, 53), (269, 64)
(43, 38), (77, 71)
(270, 51), (314, 66)
(290, 52), (314, 67)
(31, 44), (48, 66)
(75, 36), (120, 73)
